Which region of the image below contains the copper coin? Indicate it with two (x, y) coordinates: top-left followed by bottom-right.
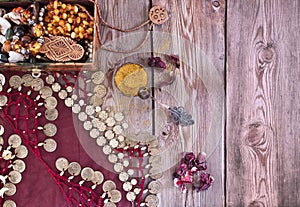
(9, 75), (22, 89)
(8, 171), (22, 184)
(0, 95), (8, 106)
(91, 71), (105, 84)
(45, 108), (59, 121)
(145, 194), (159, 207)
(126, 192), (136, 202)
(64, 97), (74, 107)
(43, 123), (57, 137)
(149, 6), (168, 25)
(0, 73), (5, 85)
(8, 134), (22, 148)
(81, 167), (94, 181)
(4, 183), (16, 196)
(52, 82), (61, 92)
(91, 171), (104, 185)
(58, 90), (68, 99)
(94, 84), (107, 98)
(119, 172), (129, 182)
(43, 138), (57, 152)
(22, 74), (33, 87)
(148, 181), (162, 194)
(15, 145), (28, 158)
(45, 96), (57, 109)
(68, 162), (81, 176)
(46, 75), (55, 84)
(55, 157), (69, 171)
(108, 189), (122, 203)
(12, 159), (26, 173)
(102, 180), (116, 192)
(31, 78), (44, 91)
(3, 200), (16, 207)
(96, 136), (107, 147)
(40, 86), (53, 99)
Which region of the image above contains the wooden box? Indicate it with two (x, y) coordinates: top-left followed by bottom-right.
(0, 0), (99, 72)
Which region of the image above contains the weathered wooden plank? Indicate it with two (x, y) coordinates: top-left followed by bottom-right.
(151, 0), (225, 206)
(226, 0), (300, 206)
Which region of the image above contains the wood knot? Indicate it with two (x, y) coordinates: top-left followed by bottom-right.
(259, 46), (276, 63)
(242, 122), (273, 147)
(212, 1), (220, 8)
(248, 200), (265, 207)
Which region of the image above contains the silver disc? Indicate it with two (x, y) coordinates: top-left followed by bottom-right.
(52, 82), (61, 92)
(149, 167), (163, 179)
(81, 167), (94, 181)
(8, 171), (22, 184)
(22, 74), (33, 87)
(145, 194), (159, 207)
(9, 75), (22, 89)
(31, 78), (44, 91)
(91, 71), (105, 84)
(8, 134), (22, 148)
(43, 138), (57, 152)
(15, 145), (28, 158)
(104, 202), (116, 207)
(78, 112), (87, 122)
(83, 121), (93, 130)
(90, 94), (103, 106)
(72, 104), (81, 114)
(44, 96), (57, 109)
(3, 200), (16, 207)
(45, 109), (59, 121)
(114, 112), (124, 122)
(58, 90), (68, 100)
(113, 125), (123, 135)
(0, 95), (8, 106)
(43, 123), (57, 137)
(108, 189), (122, 203)
(40, 86), (53, 99)
(91, 171), (104, 185)
(85, 105), (95, 116)
(103, 145), (112, 155)
(96, 136), (106, 147)
(126, 192), (136, 202)
(102, 180), (116, 192)
(108, 154), (118, 163)
(119, 172), (129, 182)
(46, 75), (55, 84)
(105, 130), (114, 140)
(55, 157), (69, 171)
(67, 162), (81, 176)
(0, 84), (2, 92)
(148, 181), (162, 194)
(106, 117), (116, 127)
(4, 183), (16, 196)
(64, 97), (74, 107)
(89, 128), (100, 139)
(109, 139), (119, 149)
(0, 73), (5, 85)
(123, 182), (132, 191)
(94, 84), (107, 98)
(12, 159), (26, 173)
(113, 163), (123, 173)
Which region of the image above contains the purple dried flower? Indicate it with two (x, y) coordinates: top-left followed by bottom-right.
(193, 172), (214, 191)
(168, 54), (180, 68)
(194, 159), (207, 171)
(181, 152), (196, 168)
(148, 57), (166, 69)
(176, 163), (188, 176)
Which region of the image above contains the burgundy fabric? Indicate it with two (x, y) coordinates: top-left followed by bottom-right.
(0, 71), (130, 207)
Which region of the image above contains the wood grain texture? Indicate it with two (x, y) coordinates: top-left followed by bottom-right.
(226, 0), (300, 206)
(152, 0), (225, 206)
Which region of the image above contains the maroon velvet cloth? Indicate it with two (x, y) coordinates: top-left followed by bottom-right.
(0, 71), (130, 207)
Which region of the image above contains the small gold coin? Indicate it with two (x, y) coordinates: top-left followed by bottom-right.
(15, 145), (28, 158)
(102, 180), (116, 192)
(81, 167), (94, 181)
(4, 183), (16, 196)
(114, 63), (148, 97)
(43, 123), (57, 137)
(55, 157), (69, 171)
(108, 189), (122, 203)
(9, 75), (22, 89)
(31, 78), (44, 91)
(3, 200), (16, 207)
(91, 171), (104, 185)
(45, 108), (59, 121)
(148, 181), (162, 194)
(44, 96), (57, 109)
(12, 159), (26, 173)
(8, 134), (22, 148)
(90, 94), (103, 106)
(40, 86), (53, 99)
(8, 171), (22, 184)
(43, 138), (57, 152)
(22, 74), (33, 87)
(68, 162), (81, 176)
(91, 71), (105, 84)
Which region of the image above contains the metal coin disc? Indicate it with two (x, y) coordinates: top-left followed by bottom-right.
(114, 163), (123, 173)
(130, 178), (137, 185)
(64, 97), (74, 107)
(9, 75), (22, 89)
(104, 202), (116, 207)
(55, 157), (69, 171)
(145, 194), (159, 207)
(43, 138), (57, 152)
(0, 136), (4, 145)
(0, 84), (2, 92)
(0, 95), (8, 106)
(102, 180), (116, 192)
(113, 125), (123, 135)
(31, 78), (44, 91)
(8, 171), (22, 184)
(133, 187), (141, 195)
(58, 90), (68, 100)
(126, 192), (136, 202)
(0, 73), (5, 85)
(123, 182), (132, 191)
(68, 162), (81, 176)
(22, 74), (33, 87)
(44, 96), (57, 109)
(66, 86), (73, 93)
(105, 130), (114, 140)
(83, 121), (93, 130)
(52, 82), (61, 92)
(127, 169), (135, 176)
(91, 171), (104, 185)
(94, 84), (107, 98)
(40, 86), (53, 99)
(4, 183), (16, 196)
(46, 75), (55, 84)
(114, 112), (124, 122)
(72, 104), (81, 114)
(81, 167), (95, 181)
(45, 108), (59, 121)
(78, 112), (88, 122)
(8, 134), (22, 148)
(91, 71), (105, 84)
(15, 145), (28, 158)
(149, 5), (168, 25)
(96, 136), (107, 147)
(103, 145), (112, 155)
(108, 154), (118, 163)
(109, 139), (119, 149)
(85, 105), (95, 116)
(98, 110), (108, 120)
(149, 167), (163, 179)
(123, 159), (130, 167)
(108, 189), (122, 203)
(90, 94), (104, 106)
(119, 172), (129, 182)
(3, 200), (16, 207)
(148, 181), (162, 194)
(43, 123), (57, 137)
(12, 159), (26, 173)
(90, 128), (100, 139)
(106, 117), (116, 127)
(122, 122), (129, 129)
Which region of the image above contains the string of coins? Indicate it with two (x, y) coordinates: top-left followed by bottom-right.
(70, 70), (163, 207)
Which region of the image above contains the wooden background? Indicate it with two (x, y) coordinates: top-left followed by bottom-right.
(98, 0), (299, 206)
